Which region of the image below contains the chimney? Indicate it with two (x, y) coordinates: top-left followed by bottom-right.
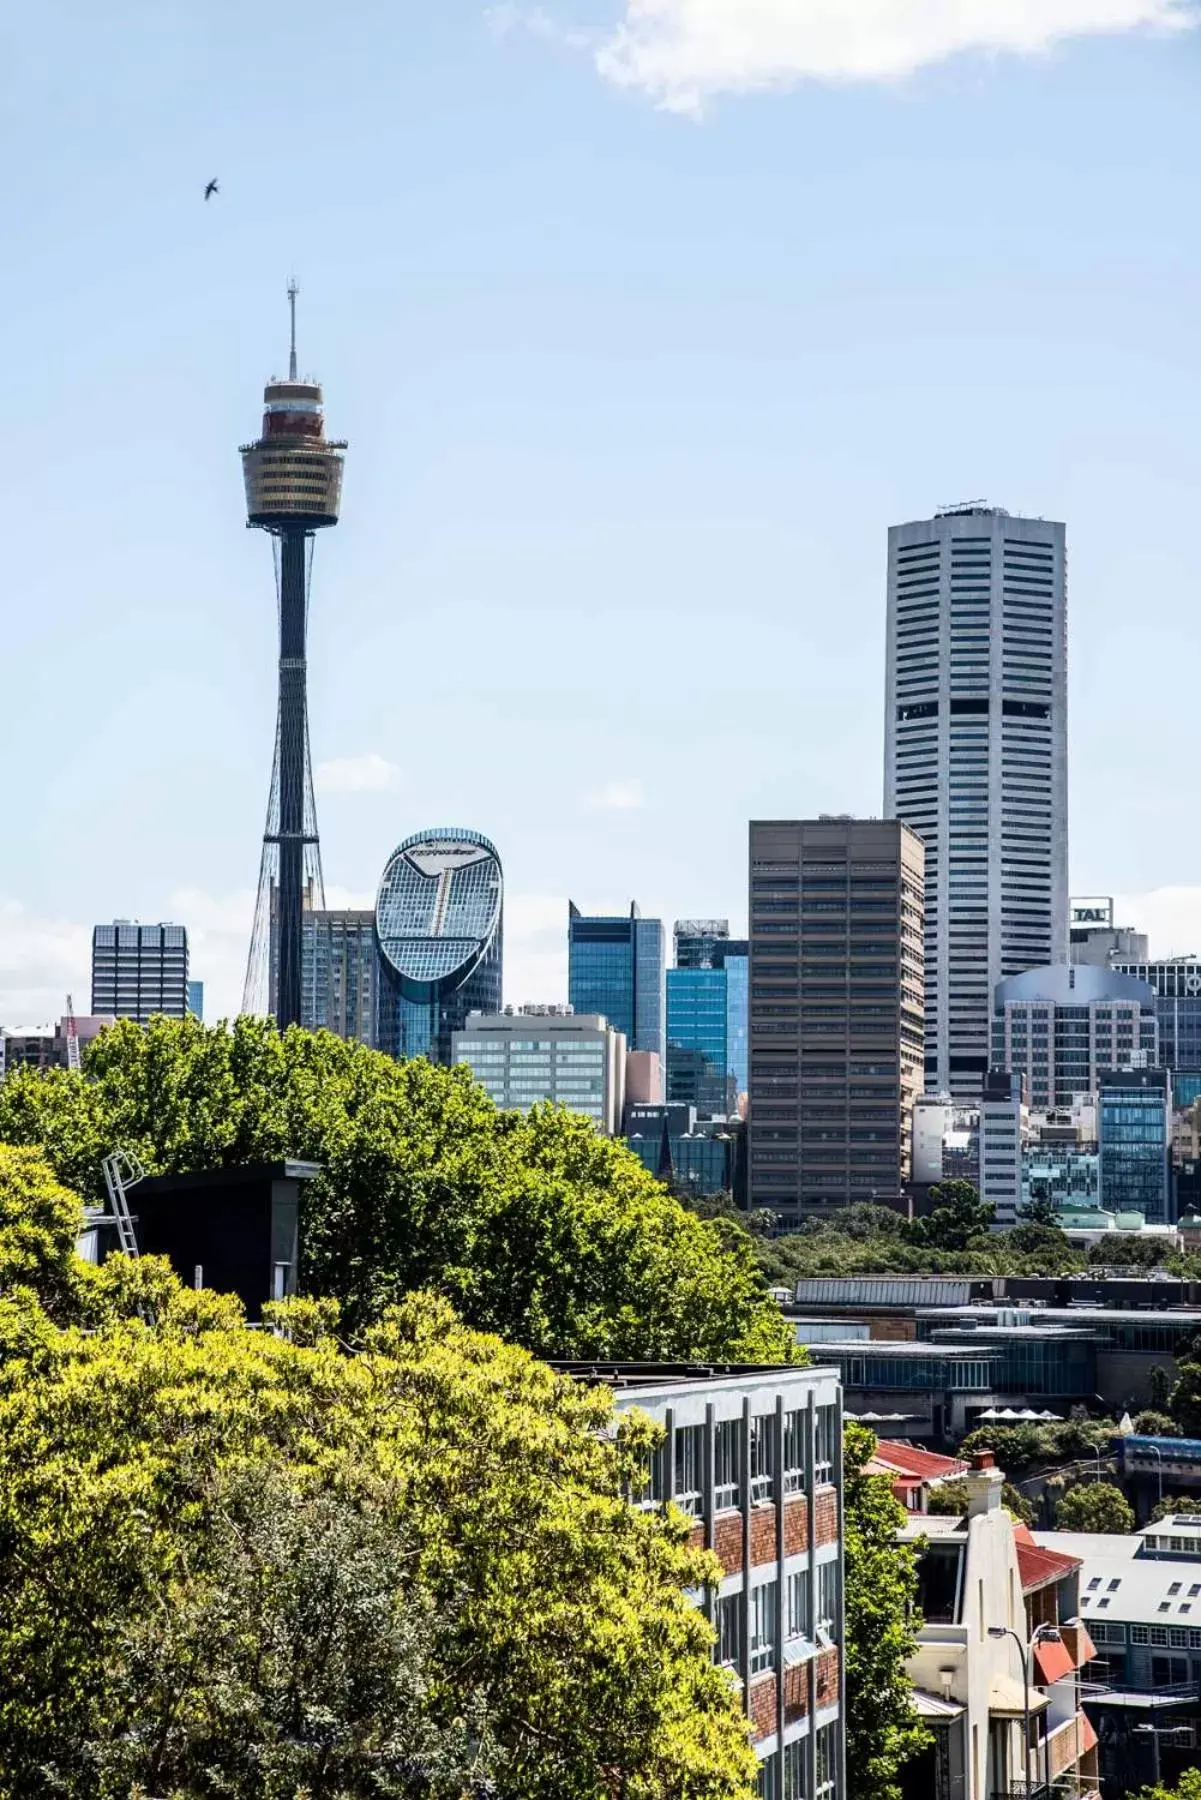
(966, 1449), (1004, 1517)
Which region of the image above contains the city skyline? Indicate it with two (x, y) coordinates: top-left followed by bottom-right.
(1, 5), (1199, 1027)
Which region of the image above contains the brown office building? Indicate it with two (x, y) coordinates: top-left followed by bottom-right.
(748, 818), (925, 1220)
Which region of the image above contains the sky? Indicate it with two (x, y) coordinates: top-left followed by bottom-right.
(1, 0), (1199, 1026)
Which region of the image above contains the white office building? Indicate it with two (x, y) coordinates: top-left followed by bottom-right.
(978, 1069), (1025, 1228)
(884, 505), (1068, 1100)
(452, 1006), (626, 1135)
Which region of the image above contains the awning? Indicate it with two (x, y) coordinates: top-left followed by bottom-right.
(1034, 1635), (1077, 1685)
(990, 1675), (1050, 1718)
(913, 1689), (966, 1721)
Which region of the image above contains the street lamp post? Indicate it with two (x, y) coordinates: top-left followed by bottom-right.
(989, 1622), (1062, 1795)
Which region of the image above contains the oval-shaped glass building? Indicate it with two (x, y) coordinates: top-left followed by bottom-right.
(374, 827), (503, 1062)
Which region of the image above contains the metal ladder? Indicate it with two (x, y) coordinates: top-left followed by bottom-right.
(100, 1150), (145, 1257)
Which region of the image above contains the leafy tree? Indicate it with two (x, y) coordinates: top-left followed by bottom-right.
(1149, 1363), (1174, 1411)
(0, 1143), (84, 1318)
(1169, 1352), (1201, 1437)
(909, 1182), (994, 1252)
(959, 1418), (1118, 1478)
(86, 1462), (493, 1797)
(1018, 1194), (1060, 1229)
(0, 1017), (792, 1360)
(1133, 1409), (1181, 1438)
(842, 1423), (929, 1800)
(1134, 1770), (1201, 1800)
(1053, 1482), (1135, 1533)
(0, 1266), (758, 1800)
(1087, 1235), (1171, 1270)
(1149, 1495), (1198, 1524)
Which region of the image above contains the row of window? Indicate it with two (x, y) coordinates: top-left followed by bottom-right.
(649, 1409), (837, 1514)
(757, 1723), (838, 1800)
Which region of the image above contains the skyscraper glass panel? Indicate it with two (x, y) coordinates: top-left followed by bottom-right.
(1099, 1069), (1171, 1224)
(723, 951), (749, 1100)
(568, 903), (665, 1061)
(667, 967), (731, 1117)
(374, 829), (502, 1065)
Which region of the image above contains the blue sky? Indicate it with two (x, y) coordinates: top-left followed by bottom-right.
(1, 0), (1199, 1023)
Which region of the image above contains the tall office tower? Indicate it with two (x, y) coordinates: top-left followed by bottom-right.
(301, 910), (377, 1046)
(568, 902), (665, 1064)
(375, 829), (503, 1064)
(1111, 957), (1201, 1106)
(666, 922), (750, 1117)
(241, 285), (347, 1028)
(978, 1068), (1024, 1229)
(884, 506), (1068, 1100)
(92, 922), (189, 1023)
(992, 964), (1159, 1112)
(747, 818), (925, 1220)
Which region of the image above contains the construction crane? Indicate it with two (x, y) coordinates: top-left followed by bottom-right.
(65, 994), (81, 1074)
(100, 1150), (144, 1258)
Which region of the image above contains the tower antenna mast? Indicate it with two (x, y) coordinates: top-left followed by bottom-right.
(287, 278), (298, 381)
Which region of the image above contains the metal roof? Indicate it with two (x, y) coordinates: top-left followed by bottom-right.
(1033, 1533), (1201, 1625)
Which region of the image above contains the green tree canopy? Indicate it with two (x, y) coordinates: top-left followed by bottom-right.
(1135, 1770), (1201, 1800)
(910, 1181), (994, 1252)
(0, 1016), (792, 1360)
(0, 1142), (84, 1318)
(842, 1423), (929, 1800)
(1053, 1482), (1135, 1534)
(0, 1262), (758, 1800)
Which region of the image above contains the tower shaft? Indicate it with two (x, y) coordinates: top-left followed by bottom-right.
(275, 527), (313, 1028)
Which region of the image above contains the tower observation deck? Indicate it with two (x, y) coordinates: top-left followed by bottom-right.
(241, 284), (347, 1028)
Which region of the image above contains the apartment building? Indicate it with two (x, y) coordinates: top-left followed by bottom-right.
(557, 1359), (845, 1800)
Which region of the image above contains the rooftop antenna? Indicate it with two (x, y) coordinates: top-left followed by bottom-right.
(287, 278), (298, 381)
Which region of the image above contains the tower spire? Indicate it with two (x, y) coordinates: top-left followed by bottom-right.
(287, 278), (298, 381)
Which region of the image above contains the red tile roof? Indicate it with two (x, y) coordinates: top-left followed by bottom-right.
(866, 1442), (969, 1481)
(1014, 1524), (1081, 1594)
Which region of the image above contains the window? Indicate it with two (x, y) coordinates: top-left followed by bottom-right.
(787, 1569), (812, 1642)
(674, 1425), (703, 1517)
(1169, 1583), (1183, 1596)
(784, 1408), (806, 1495)
(715, 1419), (742, 1510)
(752, 1415), (778, 1503)
(816, 1723), (837, 1800)
(758, 1752), (782, 1800)
(716, 1592), (742, 1669)
(1087, 1577), (1102, 1591)
(751, 1580), (779, 1674)
(1108, 1579), (1122, 1592)
(1097, 1598), (1110, 1609)
(783, 1737), (807, 1800)
(815, 1405), (837, 1482)
(1131, 1626), (1150, 1645)
(818, 1560), (838, 1637)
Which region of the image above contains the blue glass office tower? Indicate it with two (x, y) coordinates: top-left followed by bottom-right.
(665, 922), (749, 1117)
(568, 902), (665, 1062)
(1099, 1067), (1172, 1224)
(376, 829), (503, 1064)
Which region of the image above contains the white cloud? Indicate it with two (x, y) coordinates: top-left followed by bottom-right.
(315, 753), (401, 796)
(595, 0), (1195, 112)
(1116, 887), (1201, 962)
(0, 899), (91, 1031)
(587, 777), (646, 811)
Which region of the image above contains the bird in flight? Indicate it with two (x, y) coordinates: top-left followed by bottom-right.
(204, 178), (219, 201)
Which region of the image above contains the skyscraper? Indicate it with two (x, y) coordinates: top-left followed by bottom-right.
(665, 921), (749, 1118)
(884, 505), (1068, 1099)
(301, 910), (377, 1046)
(375, 828), (503, 1064)
(241, 285), (347, 1028)
(747, 818), (925, 1219)
(567, 903), (665, 1064)
(92, 922), (189, 1023)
